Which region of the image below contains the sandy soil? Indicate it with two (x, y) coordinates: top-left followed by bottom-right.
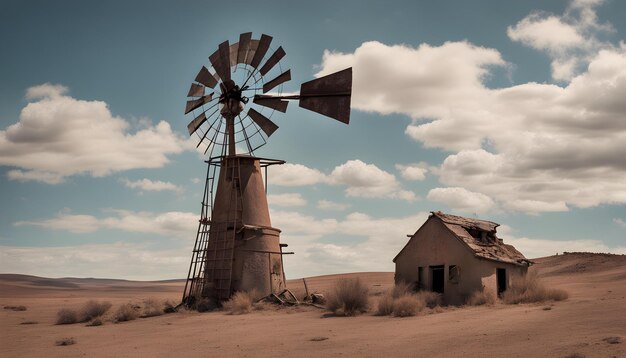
(1, 253), (625, 357)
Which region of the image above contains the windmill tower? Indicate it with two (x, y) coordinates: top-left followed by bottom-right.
(181, 33), (352, 305)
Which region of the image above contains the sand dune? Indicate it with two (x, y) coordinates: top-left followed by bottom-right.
(1, 253), (625, 357)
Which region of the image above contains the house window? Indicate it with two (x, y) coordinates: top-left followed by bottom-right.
(449, 265), (459, 284)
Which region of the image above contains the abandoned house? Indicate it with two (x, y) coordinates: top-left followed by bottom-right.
(393, 211), (532, 305)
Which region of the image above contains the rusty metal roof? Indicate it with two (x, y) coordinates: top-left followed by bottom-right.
(393, 211), (532, 266)
(431, 211), (532, 266)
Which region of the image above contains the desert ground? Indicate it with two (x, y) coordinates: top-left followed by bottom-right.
(1, 253), (625, 357)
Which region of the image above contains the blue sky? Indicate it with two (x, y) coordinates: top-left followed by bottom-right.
(1, 0), (625, 280)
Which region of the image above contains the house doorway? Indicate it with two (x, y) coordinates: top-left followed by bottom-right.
(497, 268), (507, 296)
(430, 265), (444, 293)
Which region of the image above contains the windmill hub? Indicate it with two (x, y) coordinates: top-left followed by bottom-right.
(182, 32), (352, 305)
(219, 80), (247, 117)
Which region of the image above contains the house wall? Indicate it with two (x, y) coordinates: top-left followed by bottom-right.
(394, 217), (527, 305)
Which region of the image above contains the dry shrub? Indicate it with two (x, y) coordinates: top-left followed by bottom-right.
(85, 318), (102, 327)
(113, 304), (139, 322)
(466, 290), (496, 306)
(392, 295), (424, 317)
(163, 301), (177, 314)
(142, 298), (164, 317)
(195, 297), (218, 312)
(55, 337), (75, 346)
(56, 308), (78, 325)
(391, 281), (413, 298)
(502, 272), (568, 304)
(79, 300), (112, 322)
(414, 291), (442, 308)
(222, 290), (258, 315)
(376, 293), (395, 316)
(326, 278), (369, 316)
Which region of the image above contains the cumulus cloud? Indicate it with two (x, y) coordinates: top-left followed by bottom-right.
(427, 187), (496, 214)
(267, 193), (307, 207)
(316, 25), (626, 213)
(396, 163), (428, 181)
(269, 163), (327, 186)
(120, 178), (183, 193)
(329, 159), (415, 200)
(0, 84), (190, 183)
(507, 0), (614, 80)
(14, 209), (197, 239)
(271, 160), (416, 201)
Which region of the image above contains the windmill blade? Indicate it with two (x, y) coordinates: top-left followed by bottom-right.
(263, 70), (291, 93)
(195, 66), (218, 88)
(237, 32), (252, 64)
(253, 96), (288, 113)
(299, 68), (352, 124)
(184, 93), (214, 114)
(209, 40), (231, 81)
(187, 83), (204, 97)
(259, 46), (286, 76)
(248, 108), (279, 137)
(187, 111), (208, 135)
(228, 42), (239, 67)
(249, 34), (272, 69)
(244, 40), (259, 65)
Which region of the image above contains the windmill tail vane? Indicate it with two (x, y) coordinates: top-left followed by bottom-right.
(181, 32), (352, 306)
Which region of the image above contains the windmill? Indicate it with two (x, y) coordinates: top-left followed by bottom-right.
(181, 32), (352, 305)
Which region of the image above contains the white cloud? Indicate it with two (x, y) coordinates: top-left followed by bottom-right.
(426, 187), (496, 214)
(15, 212), (100, 233)
(613, 218), (626, 228)
(0, 84), (190, 183)
(14, 209), (198, 239)
(506, 237), (626, 259)
(269, 163), (327, 186)
(120, 178), (183, 193)
(507, 0), (613, 80)
(25, 83), (68, 100)
(396, 163), (428, 181)
(267, 193), (307, 207)
(271, 160), (416, 201)
(316, 33), (626, 213)
(329, 159), (415, 200)
(317, 199), (350, 211)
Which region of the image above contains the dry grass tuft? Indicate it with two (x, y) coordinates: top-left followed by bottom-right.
(142, 298), (164, 318)
(79, 300), (112, 322)
(376, 293), (395, 316)
(85, 318), (102, 327)
(55, 337), (75, 346)
(391, 281), (413, 298)
(195, 297), (219, 312)
(222, 290), (259, 315)
(113, 303), (139, 322)
(392, 295), (424, 317)
(502, 272), (568, 304)
(603, 336), (622, 344)
(326, 278), (369, 316)
(414, 291), (442, 308)
(466, 290), (496, 306)
(56, 308), (79, 325)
